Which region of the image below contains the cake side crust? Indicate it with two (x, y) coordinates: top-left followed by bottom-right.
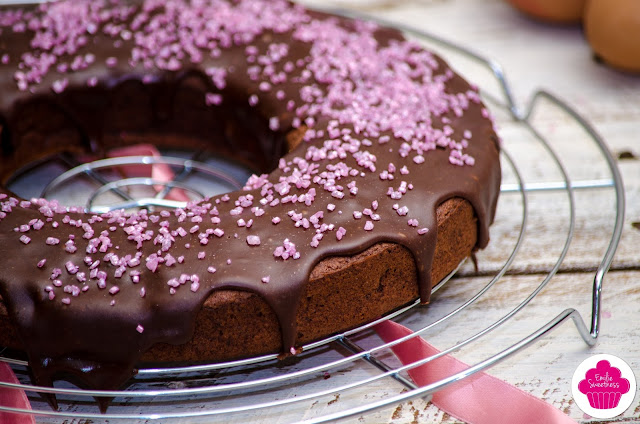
(0, 197), (475, 363)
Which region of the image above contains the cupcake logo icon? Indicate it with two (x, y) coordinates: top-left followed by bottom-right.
(578, 360), (630, 409)
(572, 354), (636, 419)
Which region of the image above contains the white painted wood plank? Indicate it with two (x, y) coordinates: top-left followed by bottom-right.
(292, 1), (640, 423)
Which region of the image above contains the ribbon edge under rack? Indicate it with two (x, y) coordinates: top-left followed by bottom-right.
(373, 320), (578, 424)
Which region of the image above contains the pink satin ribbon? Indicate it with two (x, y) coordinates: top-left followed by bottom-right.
(0, 363), (35, 424)
(108, 144), (190, 202)
(374, 320), (577, 424)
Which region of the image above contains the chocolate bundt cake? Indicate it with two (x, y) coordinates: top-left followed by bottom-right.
(0, 0), (501, 395)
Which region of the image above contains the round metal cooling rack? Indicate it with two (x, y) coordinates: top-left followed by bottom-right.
(0, 10), (625, 424)
(39, 154), (248, 213)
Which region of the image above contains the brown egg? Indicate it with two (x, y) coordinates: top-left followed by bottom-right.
(584, 0), (640, 72)
(506, 0), (586, 24)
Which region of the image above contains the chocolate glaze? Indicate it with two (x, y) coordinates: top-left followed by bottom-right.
(0, 0), (501, 400)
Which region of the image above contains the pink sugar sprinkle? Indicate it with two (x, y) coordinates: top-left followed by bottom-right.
(37, 259), (47, 268)
(140, 287), (146, 298)
(136, 324), (144, 334)
(52, 78), (69, 94)
(396, 206), (409, 216)
(164, 254), (176, 267)
(114, 267), (125, 278)
(273, 238), (298, 260)
(418, 228), (429, 235)
(146, 255), (159, 272)
(207, 266), (217, 274)
(46, 237), (60, 245)
(190, 281), (200, 292)
(61, 298), (71, 305)
(19, 235), (31, 244)
(336, 227), (347, 241)
(205, 92), (223, 106)
(408, 219), (419, 227)
(261, 276), (270, 283)
(364, 221), (374, 231)
(65, 261), (78, 275)
(259, 81), (271, 92)
(269, 117), (280, 131)
(64, 240), (77, 253)
(198, 251), (206, 259)
(109, 286), (120, 295)
(246, 235), (261, 246)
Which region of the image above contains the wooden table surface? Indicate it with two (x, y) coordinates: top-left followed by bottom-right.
(293, 1), (640, 423)
(2, 1), (639, 423)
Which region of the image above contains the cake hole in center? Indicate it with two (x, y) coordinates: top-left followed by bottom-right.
(7, 148), (254, 213)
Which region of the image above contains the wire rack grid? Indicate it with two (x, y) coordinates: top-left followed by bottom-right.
(0, 10), (626, 423)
